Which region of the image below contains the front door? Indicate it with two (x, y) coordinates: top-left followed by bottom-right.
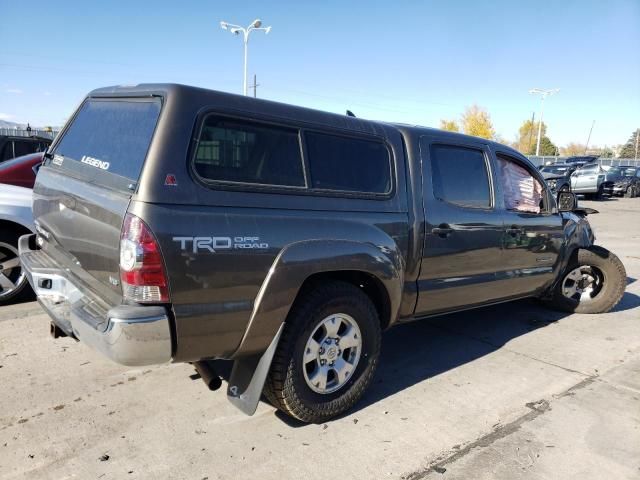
(415, 136), (504, 315)
(494, 151), (565, 297)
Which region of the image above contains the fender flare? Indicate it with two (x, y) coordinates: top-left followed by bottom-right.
(225, 238), (403, 415)
(232, 238), (404, 358)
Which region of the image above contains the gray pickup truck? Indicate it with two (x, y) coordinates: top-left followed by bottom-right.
(20, 84), (626, 423)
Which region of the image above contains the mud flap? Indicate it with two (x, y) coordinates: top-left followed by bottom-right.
(226, 323), (284, 416)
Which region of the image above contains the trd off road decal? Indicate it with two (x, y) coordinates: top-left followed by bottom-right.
(173, 236), (269, 253)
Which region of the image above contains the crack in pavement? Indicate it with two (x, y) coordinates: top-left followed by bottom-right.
(402, 376), (597, 480)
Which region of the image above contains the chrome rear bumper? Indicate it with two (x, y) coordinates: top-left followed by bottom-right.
(19, 234), (173, 366)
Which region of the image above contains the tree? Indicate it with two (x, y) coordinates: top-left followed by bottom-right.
(461, 105), (495, 140)
(439, 119), (460, 132)
(619, 129), (640, 158)
(561, 143), (587, 156)
(515, 119), (548, 154)
(537, 136), (558, 156)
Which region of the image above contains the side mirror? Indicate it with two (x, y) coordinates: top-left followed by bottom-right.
(558, 192), (577, 212)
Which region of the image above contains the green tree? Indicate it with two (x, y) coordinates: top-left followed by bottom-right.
(439, 119), (460, 132)
(461, 105), (495, 140)
(619, 129), (640, 158)
(538, 136), (558, 156)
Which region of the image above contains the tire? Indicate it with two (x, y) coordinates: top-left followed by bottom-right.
(546, 246), (626, 314)
(0, 229), (31, 305)
(594, 184), (605, 200)
(264, 281), (381, 423)
(624, 186), (634, 198)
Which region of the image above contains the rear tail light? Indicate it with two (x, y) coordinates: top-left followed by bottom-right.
(119, 213), (170, 303)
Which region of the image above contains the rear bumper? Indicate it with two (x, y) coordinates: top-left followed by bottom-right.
(19, 234), (173, 366)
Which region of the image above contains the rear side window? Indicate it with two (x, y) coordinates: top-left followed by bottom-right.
(305, 132), (391, 194)
(193, 116), (305, 187)
(53, 99), (161, 180)
(430, 144), (491, 208)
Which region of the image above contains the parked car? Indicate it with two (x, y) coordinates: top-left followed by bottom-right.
(570, 163), (621, 199)
(0, 152), (43, 188)
(0, 184), (34, 304)
(608, 166), (640, 198)
(539, 164), (576, 197)
(20, 84), (627, 423)
(0, 135), (50, 164)
(564, 155), (598, 167)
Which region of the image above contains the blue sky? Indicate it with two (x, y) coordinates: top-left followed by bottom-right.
(1, 0), (638, 147)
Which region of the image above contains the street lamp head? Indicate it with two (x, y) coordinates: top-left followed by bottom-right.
(251, 19), (262, 28)
(230, 28), (242, 35)
(220, 21), (228, 30)
(264, 26), (272, 34)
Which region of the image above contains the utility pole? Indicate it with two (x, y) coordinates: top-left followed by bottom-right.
(584, 120), (595, 154)
(529, 88), (560, 156)
(220, 19), (271, 96)
(248, 74), (260, 98)
(527, 111), (536, 153)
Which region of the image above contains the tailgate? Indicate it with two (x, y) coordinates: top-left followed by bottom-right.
(33, 97), (162, 301)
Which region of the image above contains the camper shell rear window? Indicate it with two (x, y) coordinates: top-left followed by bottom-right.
(51, 98), (162, 182)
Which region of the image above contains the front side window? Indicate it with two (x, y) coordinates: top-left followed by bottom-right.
(305, 132), (391, 194)
(497, 154), (544, 214)
(430, 144), (491, 208)
(194, 116), (305, 187)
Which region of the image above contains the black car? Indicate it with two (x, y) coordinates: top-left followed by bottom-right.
(610, 166), (640, 198)
(19, 84), (627, 423)
(539, 164), (576, 196)
(0, 135), (51, 164)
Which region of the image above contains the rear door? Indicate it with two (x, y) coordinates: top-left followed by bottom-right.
(415, 136), (504, 315)
(33, 98), (162, 303)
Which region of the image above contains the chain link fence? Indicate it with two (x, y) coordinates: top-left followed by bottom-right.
(527, 156), (640, 168)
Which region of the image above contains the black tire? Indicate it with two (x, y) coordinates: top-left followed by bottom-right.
(594, 184), (605, 200)
(264, 281), (381, 423)
(624, 186), (634, 198)
(0, 229), (31, 305)
(546, 246), (626, 314)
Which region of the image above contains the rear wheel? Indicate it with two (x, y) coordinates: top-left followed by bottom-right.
(545, 246), (626, 314)
(0, 230), (30, 305)
(264, 281), (381, 423)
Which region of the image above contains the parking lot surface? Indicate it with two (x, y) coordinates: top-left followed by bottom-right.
(1, 198), (639, 480)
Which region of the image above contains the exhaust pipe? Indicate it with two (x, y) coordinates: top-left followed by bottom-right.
(193, 361), (222, 391)
(50, 322), (67, 339)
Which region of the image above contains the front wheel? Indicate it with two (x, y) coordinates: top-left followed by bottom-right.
(624, 186), (634, 198)
(546, 246), (626, 314)
(264, 281), (381, 423)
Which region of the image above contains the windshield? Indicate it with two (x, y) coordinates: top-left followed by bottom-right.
(608, 167), (623, 176)
(52, 98), (161, 181)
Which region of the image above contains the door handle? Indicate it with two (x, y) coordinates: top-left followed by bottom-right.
(431, 224), (453, 238)
(506, 226), (524, 236)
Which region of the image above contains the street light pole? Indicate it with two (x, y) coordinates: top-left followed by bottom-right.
(529, 88), (560, 156)
(220, 19), (271, 96)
